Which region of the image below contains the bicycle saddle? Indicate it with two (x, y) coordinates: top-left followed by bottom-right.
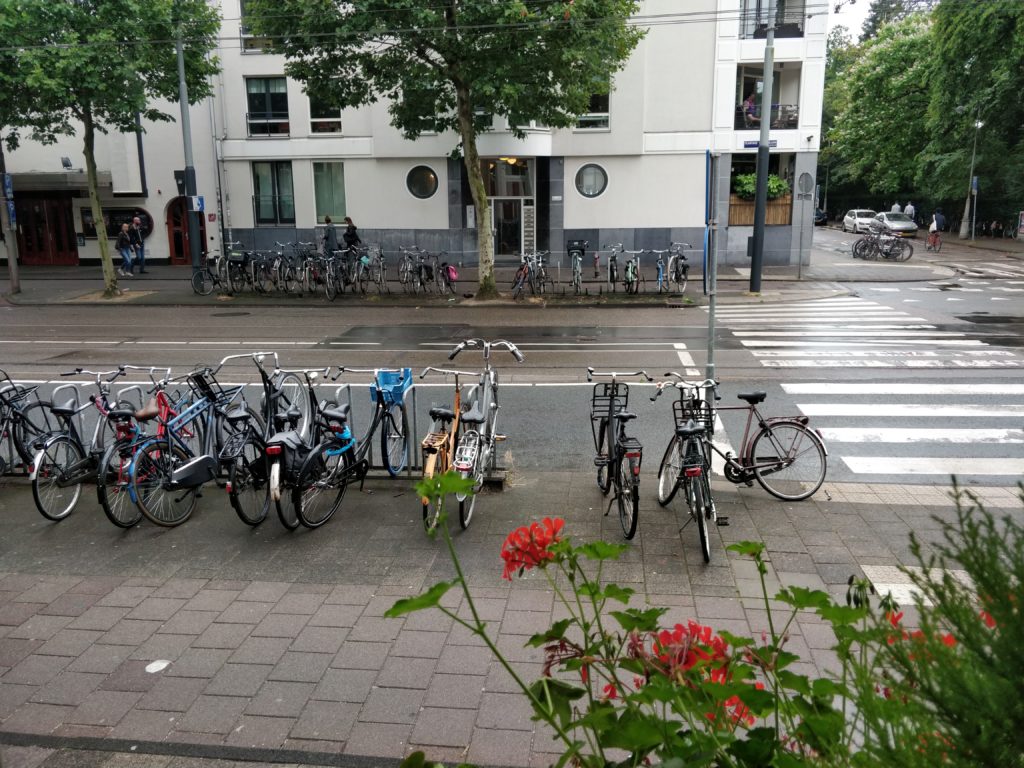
(107, 407), (139, 421)
(676, 419), (706, 437)
(320, 404), (351, 425)
(429, 406), (455, 423)
(133, 398), (160, 421)
(49, 400), (78, 416)
(737, 391), (766, 405)
(223, 407), (252, 424)
(617, 411), (637, 422)
(460, 401), (486, 424)
(273, 406), (304, 430)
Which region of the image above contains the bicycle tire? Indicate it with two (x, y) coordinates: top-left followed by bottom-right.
(656, 436), (682, 506)
(13, 399), (58, 465)
(750, 421), (827, 502)
(380, 403), (408, 476)
(325, 270), (337, 301)
(421, 437), (445, 533)
(274, 372), (310, 442)
(227, 263), (243, 294)
(31, 435), (84, 521)
(596, 419), (611, 494)
(229, 438), (269, 526)
(191, 269), (214, 296)
(97, 441), (142, 528)
(692, 473), (711, 563)
(294, 441), (352, 529)
(458, 434), (484, 529)
(895, 240), (913, 261)
(676, 268), (689, 295)
(132, 439), (198, 527)
(617, 454), (639, 540)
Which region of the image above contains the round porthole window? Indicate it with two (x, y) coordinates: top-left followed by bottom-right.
(406, 165), (438, 199)
(575, 164), (607, 198)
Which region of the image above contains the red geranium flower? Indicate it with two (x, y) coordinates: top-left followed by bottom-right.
(500, 517), (565, 580)
(980, 609), (997, 629)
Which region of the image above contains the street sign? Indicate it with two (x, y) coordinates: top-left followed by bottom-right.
(971, 176), (979, 194)
(189, 196), (204, 212)
(6, 200), (15, 227)
(2, 173), (12, 199)
(743, 140), (777, 148)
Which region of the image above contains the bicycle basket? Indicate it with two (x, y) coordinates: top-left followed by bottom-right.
(372, 368), (413, 405)
(590, 382), (629, 421)
(672, 398), (715, 435)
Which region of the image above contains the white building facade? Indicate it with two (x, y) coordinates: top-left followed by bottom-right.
(1, 0), (824, 269)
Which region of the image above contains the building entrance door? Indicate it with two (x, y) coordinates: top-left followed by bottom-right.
(491, 198), (522, 257)
(14, 195), (78, 265)
(166, 196), (206, 265)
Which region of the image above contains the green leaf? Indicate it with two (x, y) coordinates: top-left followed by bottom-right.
(776, 586), (833, 611)
(398, 753), (444, 768)
(726, 541), (766, 558)
(384, 581), (455, 618)
(727, 728), (776, 763)
(610, 607), (667, 633)
(414, 470), (475, 502)
(777, 669), (812, 695)
(525, 618), (573, 648)
(528, 677), (586, 730)
(718, 629), (755, 648)
(818, 604), (867, 626)
(577, 541), (627, 561)
(600, 708), (666, 752)
(604, 583), (634, 604)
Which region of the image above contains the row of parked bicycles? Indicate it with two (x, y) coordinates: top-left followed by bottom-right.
(852, 223), (914, 262)
(2, 343), (828, 563)
(192, 242), (458, 299)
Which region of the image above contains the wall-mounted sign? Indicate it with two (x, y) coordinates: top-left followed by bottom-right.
(80, 207), (153, 239)
(207, 213), (217, 222)
(743, 140), (778, 148)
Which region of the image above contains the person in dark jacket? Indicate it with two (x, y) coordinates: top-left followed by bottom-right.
(116, 223), (133, 277)
(322, 216), (339, 254)
(342, 216), (361, 252)
(128, 216), (147, 273)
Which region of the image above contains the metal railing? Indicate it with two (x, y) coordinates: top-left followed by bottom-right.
(739, 2), (805, 39)
(734, 103), (800, 130)
(246, 112), (290, 136)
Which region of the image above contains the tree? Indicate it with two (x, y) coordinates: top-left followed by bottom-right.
(830, 14), (932, 196)
(819, 25), (858, 208)
(246, 0), (643, 297)
(0, 0), (219, 297)
(859, 0), (936, 41)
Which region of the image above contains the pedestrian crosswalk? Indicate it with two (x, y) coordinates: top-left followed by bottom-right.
(945, 261), (1024, 280)
(709, 297), (1021, 369)
(780, 382), (1024, 483)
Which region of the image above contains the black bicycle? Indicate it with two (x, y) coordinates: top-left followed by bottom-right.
(588, 368), (651, 540)
(0, 369), (56, 474)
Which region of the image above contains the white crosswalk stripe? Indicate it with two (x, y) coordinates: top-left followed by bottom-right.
(781, 381), (1024, 482)
(708, 297), (1021, 369)
(946, 261), (1024, 279)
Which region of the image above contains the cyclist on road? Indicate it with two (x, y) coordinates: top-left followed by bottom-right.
(927, 208), (946, 251)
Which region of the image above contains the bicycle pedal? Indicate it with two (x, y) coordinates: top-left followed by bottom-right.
(594, 455), (609, 467)
(716, 517), (730, 527)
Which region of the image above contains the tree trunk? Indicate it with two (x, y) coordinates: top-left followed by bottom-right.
(82, 109), (119, 297)
(454, 81), (495, 297)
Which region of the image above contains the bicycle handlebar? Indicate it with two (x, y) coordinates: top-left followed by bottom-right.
(448, 338), (524, 363)
(650, 375), (719, 401)
(332, 366), (408, 381)
(278, 366), (331, 383)
(586, 368), (653, 383)
(61, 367), (126, 385)
(419, 366), (480, 380)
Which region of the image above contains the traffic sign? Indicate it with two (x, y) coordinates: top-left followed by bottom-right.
(6, 200), (15, 227)
(189, 196), (205, 213)
(2, 173), (12, 199)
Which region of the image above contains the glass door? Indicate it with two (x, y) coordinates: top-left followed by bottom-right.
(491, 199), (522, 258)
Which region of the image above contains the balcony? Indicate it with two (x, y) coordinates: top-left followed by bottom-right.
(734, 103), (799, 130)
(247, 112), (290, 137)
(740, 0), (805, 39)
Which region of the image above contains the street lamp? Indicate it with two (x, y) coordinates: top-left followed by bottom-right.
(959, 117), (983, 240)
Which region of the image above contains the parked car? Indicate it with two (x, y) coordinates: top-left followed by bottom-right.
(814, 208), (827, 226)
(842, 209), (878, 233)
(874, 212), (918, 238)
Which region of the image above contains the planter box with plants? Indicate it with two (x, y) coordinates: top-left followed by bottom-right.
(730, 173), (792, 226)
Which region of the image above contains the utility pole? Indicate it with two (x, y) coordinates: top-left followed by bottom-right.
(748, 0), (776, 294)
(0, 142), (21, 294)
(706, 152), (719, 381)
(176, 23), (201, 274)
(959, 115), (982, 240)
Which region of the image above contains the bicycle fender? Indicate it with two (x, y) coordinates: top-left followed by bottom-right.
(756, 419), (828, 457)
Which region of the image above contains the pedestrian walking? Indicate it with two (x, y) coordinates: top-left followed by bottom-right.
(342, 216), (361, 251)
(904, 201), (915, 222)
(129, 216), (147, 273)
(116, 223), (134, 277)
(891, 201), (902, 213)
(322, 215), (339, 255)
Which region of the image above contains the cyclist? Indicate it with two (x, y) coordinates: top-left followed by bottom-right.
(927, 207), (945, 251)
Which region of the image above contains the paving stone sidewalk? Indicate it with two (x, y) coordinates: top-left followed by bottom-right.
(0, 474), (1019, 767)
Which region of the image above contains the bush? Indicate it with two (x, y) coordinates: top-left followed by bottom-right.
(733, 173), (791, 200)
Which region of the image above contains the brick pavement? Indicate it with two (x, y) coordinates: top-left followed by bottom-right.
(1, 472), (1019, 767)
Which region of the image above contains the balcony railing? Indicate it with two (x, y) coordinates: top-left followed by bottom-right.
(246, 112), (290, 137)
(734, 103), (799, 130)
(740, 3), (805, 39)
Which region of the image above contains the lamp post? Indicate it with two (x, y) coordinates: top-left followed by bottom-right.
(958, 117), (983, 240)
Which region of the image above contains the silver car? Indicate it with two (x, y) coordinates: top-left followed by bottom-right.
(842, 209), (877, 233)
(874, 212), (918, 238)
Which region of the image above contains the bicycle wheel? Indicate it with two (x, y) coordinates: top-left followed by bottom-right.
(596, 419), (611, 494)
(14, 399), (58, 465)
(274, 372), (310, 441)
(380, 402), (408, 476)
(895, 240), (913, 261)
(229, 439), (269, 526)
(656, 436), (683, 506)
(676, 267), (689, 295)
(325, 270), (337, 301)
(294, 442), (352, 529)
(617, 453), (639, 540)
(191, 269), (214, 296)
(691, 473), (711, 564)
(31, 435), (84, 521)
(421, 440), (445, 533)
(457, 434), (485, 530)
(97, 441), (142, 528)
(132, 439), (198, 527)
(253, 263), (272, 294)
(751, 422), (827, 502)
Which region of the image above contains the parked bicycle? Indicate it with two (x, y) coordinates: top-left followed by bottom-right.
(418, 365), (473, 532)
(571, 249), (584, 294)
(191, 249), (232, 296)
(446, 339), (524, 528)
(290, 367), (412, 529)
(854, 224), (913, 261)
(603, 243), (623, 291)
(588, 368), (651, 540)
(0, 369), (56, 474)
(623, 248), (644, 294)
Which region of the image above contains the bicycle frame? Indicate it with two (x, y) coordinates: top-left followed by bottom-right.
(419, 366), (474, 506)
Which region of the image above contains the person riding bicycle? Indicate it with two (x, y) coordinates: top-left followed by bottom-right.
(927, 208), (945, 251)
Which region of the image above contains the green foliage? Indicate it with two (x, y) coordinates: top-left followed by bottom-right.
(732, 173), (791, 200)
(860, 0), (927, 42)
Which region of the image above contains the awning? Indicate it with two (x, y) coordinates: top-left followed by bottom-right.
(10, 171), (114, 192)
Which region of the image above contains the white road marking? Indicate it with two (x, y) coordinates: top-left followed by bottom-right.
(869, 287), (901, 292)
(820, 428), (1024, 444)
(761, 359), (1021, 368)
(782, 383), (1024, 395)
(735, 330), (964, 338)
(842, 457), (1024, 476)
(798, 403), (1024, 417)
(672, 343), (701, 377)
(742, 339), (983, 347)
(756, 350), (1013, 357)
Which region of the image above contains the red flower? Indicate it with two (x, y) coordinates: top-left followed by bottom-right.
(887, 611), (904, 627)
(941, 633), (956, 648)
(980, 609), (997, 629)
(602, 683), (618, 700)
(500, 517), (564, 580)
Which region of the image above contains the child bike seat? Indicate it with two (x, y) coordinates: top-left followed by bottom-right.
(429, 406), (455, 423)
(737, 391), (766, 405)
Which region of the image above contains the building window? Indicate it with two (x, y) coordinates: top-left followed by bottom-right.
(576, 93), (610, 130)
(252, 161), (295, 225)
(740, 0), (805, 39)
(313, 162), (345, 223)
(407, 165), (438, 199)
(309, 95), (342, 134)
(239, 0), (272, 51)
(246, 77), (289, 136)
(735, 63), (800, 130)
(575, 164), (607, 198)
